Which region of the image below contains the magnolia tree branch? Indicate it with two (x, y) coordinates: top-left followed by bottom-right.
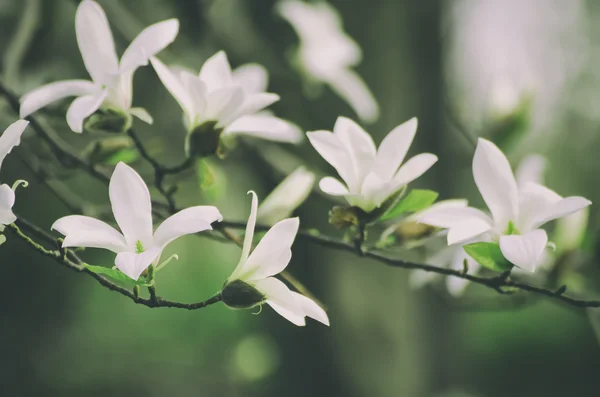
(2, 82), (600, 311)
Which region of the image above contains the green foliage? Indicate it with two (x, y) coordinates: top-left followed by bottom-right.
(463, 242), (513, 272)
(378, 189), (439, 221)
(84, 264), (152, 286)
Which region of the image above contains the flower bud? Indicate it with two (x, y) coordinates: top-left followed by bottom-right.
(222, 279), (266, 309)
(329, 205), (362, 229)
(185, 121), (225, 158)
(84, 109), (132, 134)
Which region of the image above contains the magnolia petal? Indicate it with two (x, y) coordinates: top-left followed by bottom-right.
(19, 80), (97, 118)
(530, 196), (592, 230)
(515, 154), (546, 188)
(306, 130), (356, 189)
(150, 57), (195, 121)
(0, 120), (28, 170)
(109, 162), (153, 249)
(115, 246), (162, 280)
(359, 171), (387, 210)
(66, 92), (107, 133)
(406, 199), (468, 223)
(0, 184), (16, 225)
(232, 63), (269, 94)
(373, 117), (418, 181)
(233, 191), (259, 275)
(206, 87), (243, 127)
(241, 93), (280, 116)
(224, 114), (302, 143)
(257, 167), (315, 225)
(120, 19), (179, 73)
(447, 217), (492, 245)
(75, 0), (119, 85)
(473, 138), (519, 228)
(292, 292), (330, 326)
(153, 206), (222, 248)
(129, 107), (153, 124)
(499, 229), (548, 272)
(243, 217), (299, 281)
(199, 51), (233, 92)
(333, 117), (376, 177)
(319, 176), (349, 196)
(327, 68), (379, 123)
(418, 206), (491, 229)
(51, 215), (127, 253)
(391, 153), (438, 188)
(254, 277), (306, 326)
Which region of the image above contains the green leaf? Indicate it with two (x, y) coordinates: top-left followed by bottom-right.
(84, 264), (152, 286)
(103, 148), (139, 165)
(463, 242), (513, 272)
(379, 189), (439, 221)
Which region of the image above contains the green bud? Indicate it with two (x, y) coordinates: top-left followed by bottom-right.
(221, 279), (266, 309)
(329, 205), (362, 229)
(84, 108), (132, 134)
(185, 121), (225, 158)
(83, 136), (138, 165)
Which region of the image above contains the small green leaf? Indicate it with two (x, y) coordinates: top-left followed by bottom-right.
(103, 148), (139, 165)
(379, 189), (439, 221)
(463, 242), (513, 272)
(84, 264), (152, 286)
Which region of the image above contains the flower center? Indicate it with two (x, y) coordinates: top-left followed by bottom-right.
(135, 240), (145, 254)
(505, 221), (519, 236)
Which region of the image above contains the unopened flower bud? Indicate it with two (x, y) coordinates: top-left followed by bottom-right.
(222, 279), (266, 309)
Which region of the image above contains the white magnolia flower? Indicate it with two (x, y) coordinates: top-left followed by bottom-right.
(419, 138), (591, 272)
(307, 117), (438, 213)
(0, 120), (29, 225)
(150, 52), (302, 143)
(277, 0), (379, 123)
(257, 166), (315, 225)
(20, 0), (179, 132)
(52, 162), (222, 280)
(223, 191), (329, 327)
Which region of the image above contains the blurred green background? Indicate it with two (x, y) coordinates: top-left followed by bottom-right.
(1, 0), (600, 396)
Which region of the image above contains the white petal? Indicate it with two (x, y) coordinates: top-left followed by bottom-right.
(51, 215), (127, 253)
(418, 206), (491, 229)
(0, 120), (28, 170)
(75, 0), (119, 85)
(153, 206), (222, 248)
(292, 292), (329, 326)
(530, 196), (592, 230)
(473, 138), (519, 227)
(0, 184), (16, 225)
(446, 249), (480, 297)
(120, 19), (179, 73)
(240, 93), (280, 116)
(391, 153), (438, 188)
(150, 57), (195, 121)
(129, 107), (153, 124)
(232, 63), (269, 94)
(19, 80), (97, 118)
(206, 87), (244, 127)
(109, 162), (153, 249)
(254, 277), (306, 326)
(333, 117), (376, 179)
(358, 171), (387, 210)
(406, 199), (468, 223)
(319, 177), (349, 196)
(306, 130), (356, 190)
(373, 117), (418, 181)
(257, 167), (315, 225)
(224, 114), (302, 143)
(231, 191), (258, 279)
(198, 51), (233, 92)
(447, 217), (492, 245)
(515, 154), (546, 188)
(66, 92), (106, 133)
(115, 246), (161, 280)
(326, 68), (379, 123)
(179, 71), (207, 117)
(499, 229), (548, 272)
(243, 217), (299, 281)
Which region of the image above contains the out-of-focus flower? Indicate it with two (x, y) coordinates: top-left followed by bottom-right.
(20, 0), (179, 132)
(0, 120), (30, 225)
(277, 0), (379, 123)
(257, 166), (315, 225)
(150, 52), (301, 157)
(222, 192), (329, 327)
(52, 162), (222, 280)
(308, 117), (437, 213)
(419, 138), (591, 272)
